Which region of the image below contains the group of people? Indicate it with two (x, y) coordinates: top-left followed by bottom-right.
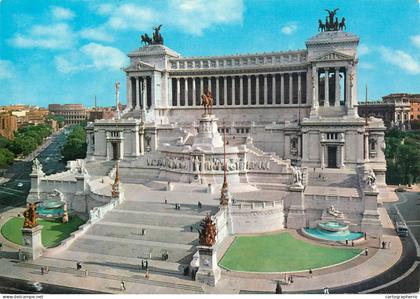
(381, 241), (392, 249)
(141, 260), (149, 270)
(161, 250), (169, 261)
(345, 239), (355, 247)
(40, 266), (49, 275)
(175, 203), (181, 210)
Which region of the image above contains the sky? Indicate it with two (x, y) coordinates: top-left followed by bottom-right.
(0, 0), (419, 108)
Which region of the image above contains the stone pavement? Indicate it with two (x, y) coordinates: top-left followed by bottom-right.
(0, 180), (404, 293)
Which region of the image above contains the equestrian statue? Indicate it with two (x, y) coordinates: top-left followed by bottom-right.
(317, 8), (346, 32)
(201, 89), (213, 115)
(140, 24), (164, 46)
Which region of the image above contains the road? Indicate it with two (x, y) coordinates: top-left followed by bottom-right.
(0, 129), (68, 213)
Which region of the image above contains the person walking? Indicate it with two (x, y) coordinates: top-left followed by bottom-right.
(145, 260), (149, 270)
(120, 281), (126, 291)
(351, 240), (354, 247)
(382, 241), (386, 249)
(323, 287), (329, 294)
(309, 268), (313, 278)
(365, 248), (369, 256)
(345, 239), (348, 246)
(190, 225), (193, 232)
(41, 266), (44, 275)
(388, 241), (391, 249)
(145, 269), (150, 280)
(84, 269), (88, 277)
(275, 281), (283, 294)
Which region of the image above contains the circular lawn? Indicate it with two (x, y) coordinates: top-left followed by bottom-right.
(219, 232), (362, 273)
(1, 216), (85, 248)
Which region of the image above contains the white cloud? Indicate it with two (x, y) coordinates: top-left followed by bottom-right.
(358, 44), (370, 56)
(281, 23), (298, 35)
(101, 0), (243, 35)
(9, 23), (75, 49)
(81, 43), (127, 70)
(167, 0), (243, 35)
(51, 6), (75, 21)
(80, 27), (114, 42)
(96, 4), (114, 16)
(54, 43), (127, 73)
(107, 4), (157, 30)
(0, 60), (14, 79)
(379, 46), (420, 75)
(410, 35), (420, 49)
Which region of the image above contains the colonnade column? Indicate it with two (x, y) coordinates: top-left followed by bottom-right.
(272, 75), (276, 104)
(239, 76), (244, 106)
(184, 77), (188, 107)
(216, 78), (220, 106)
(255, 76), (259, 105)
(280, 74), (284, 104)
(263, 75), (268, 105)
(248, 76), (251, 105)
(232, 76), (236, 106)
(223, 77), (227, 106)
(126, 76), (132, 109)
(312, 67), (319, 109)
(345, 65), (352, 110)
(364, 133), (369, 161)
(324, 69), (329, 107)
(192, 78), (196, 107)
(135, 77), (140, 110)
(320, 144), (325, 168)
(176, 78), (180, 107)
(335, 68), (340, 106)
(143, 77), (148, 108)
(289, 73), (293, 104)
(297, 73), (302, 104)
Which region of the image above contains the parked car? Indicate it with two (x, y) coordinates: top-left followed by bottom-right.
(17, 183), (23, 188)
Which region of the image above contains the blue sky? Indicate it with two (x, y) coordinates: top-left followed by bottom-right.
(0, 0), (419, 108)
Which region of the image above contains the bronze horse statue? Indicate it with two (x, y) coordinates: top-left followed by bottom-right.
(201, 89), (213, 115)
(339, 17), (346, 31)
(318, 19), (325, 32)
(141, 33), (152, 45)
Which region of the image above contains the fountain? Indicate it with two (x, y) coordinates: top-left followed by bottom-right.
(302, 220), (363, 242)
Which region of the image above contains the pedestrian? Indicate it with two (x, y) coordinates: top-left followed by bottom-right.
(190, 225), (193, 232)
(351, 240), (354, 247)
(164, 198), (167, 204)
(290, 275), (294, 283)
(345, 239), (348, 246)
(388, 241), (391, 249)
(41, 266), (44, 275)
(275, 281), (283, 294)
(0, 243), (3, 251)
(313, 167), (316, 173)
(141, 260), (144, 270)
(45, 266), (49, 274)
(365, 248), (369, 256)
(309, 268), (313, 278)
(76, 262), (82, 270)
(145, 260), (149, 269)
(198, 201), (202, 209)
(142, 228), (146, 236)
(84, 269), (88, 277)
(382, 241), (385, 249)
(120, 281), (126, 291)
(323, 287), (329, 294)
(145, 269), (150, 280)
(364, 232), (367, 240)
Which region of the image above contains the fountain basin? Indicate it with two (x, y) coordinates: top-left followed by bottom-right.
(318, 221), (349, 232)
(302, 221), (363, 242)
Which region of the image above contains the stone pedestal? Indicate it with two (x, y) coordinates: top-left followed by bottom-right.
(195, 246), (221, 286)
(20, 225), (43, 260)
(287, 185), (306, 229)
(361, 189), (382, 238)
(193, 114), (223, 149)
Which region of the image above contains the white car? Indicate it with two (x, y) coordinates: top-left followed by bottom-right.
(17, 183), (23, 188)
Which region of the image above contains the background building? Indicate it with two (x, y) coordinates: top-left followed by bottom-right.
(357, 94), (412, 130)
(48, 104), (87, 125)
(0, 112), (18, 140)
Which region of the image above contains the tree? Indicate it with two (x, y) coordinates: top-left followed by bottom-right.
(0, 148), (15, 168)
(61, 124), (87, 161)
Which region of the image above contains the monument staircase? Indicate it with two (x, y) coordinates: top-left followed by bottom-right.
(55, 183), (219, 290)
(245, 143), (291, 190)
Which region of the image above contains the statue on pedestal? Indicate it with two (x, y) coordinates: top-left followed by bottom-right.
(201, 89), (213, 115)
(111, 161), (120, 198)
(23, 203), (39, 229)
(198, 214), (217, 247)
(32, 158), (42, 173)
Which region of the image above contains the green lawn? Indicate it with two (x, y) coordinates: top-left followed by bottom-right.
(219, 232), (362, 272)
(1, 216), (85, 248)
